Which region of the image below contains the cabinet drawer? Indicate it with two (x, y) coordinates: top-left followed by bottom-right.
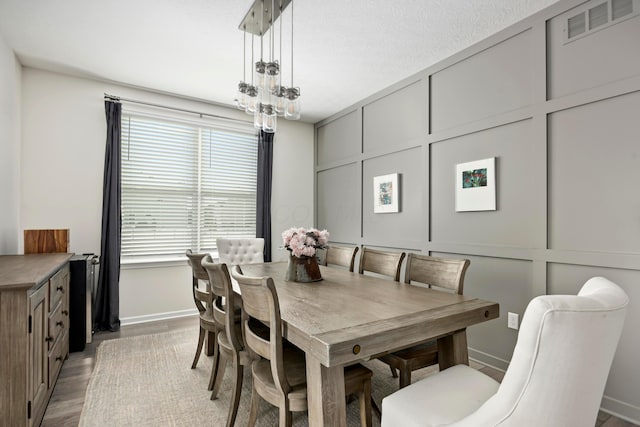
(49, 264), (69, 310)
(48, 330), (68, 389)
(48, 300), (66, 350)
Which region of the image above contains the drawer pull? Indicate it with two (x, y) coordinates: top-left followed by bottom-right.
(56, 286), (64, 292)
(45, 336), (53, 342)
(56, 321), (64, 327)
(62, 310), (69, 316)
(56, 356), (63, 361)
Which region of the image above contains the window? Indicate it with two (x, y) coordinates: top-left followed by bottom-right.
(120, 110), (258, 263)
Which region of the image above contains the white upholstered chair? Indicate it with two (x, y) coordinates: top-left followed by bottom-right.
(381, 276), (629, 427)
(216, 238), (264, 265)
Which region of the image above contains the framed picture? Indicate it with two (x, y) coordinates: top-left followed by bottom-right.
(373, 173), (399, 213)
(455, 158), (496, 212)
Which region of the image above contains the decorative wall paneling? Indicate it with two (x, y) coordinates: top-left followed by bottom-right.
(314, 0), (640, 421)
(316, 163), (361, 243)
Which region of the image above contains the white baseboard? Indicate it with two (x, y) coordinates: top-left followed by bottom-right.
(468, 347), (510, 372)
(600, 395), (640, 425)
(120, 308), (198, 326)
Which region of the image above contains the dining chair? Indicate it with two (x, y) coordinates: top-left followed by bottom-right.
(230, 265), (376, 427)
(381, 276), (629, 427)
(378, 253), (470, 388)
(358, 247), (406, 282)
(323, 244), (359, 272)
(201, 256), (250, 427)
(185, 250), (220, 391)
(217, 238), (265, 265)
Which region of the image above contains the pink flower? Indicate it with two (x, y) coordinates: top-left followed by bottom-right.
(281, 226), (330, 258)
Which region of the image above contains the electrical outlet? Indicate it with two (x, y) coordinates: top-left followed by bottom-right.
(508, 312), (519, 330)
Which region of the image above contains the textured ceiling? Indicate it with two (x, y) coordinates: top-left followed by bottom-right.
(0, 0), (558, 123)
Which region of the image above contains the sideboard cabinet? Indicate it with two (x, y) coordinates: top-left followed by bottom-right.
(0, 253), (73, 427)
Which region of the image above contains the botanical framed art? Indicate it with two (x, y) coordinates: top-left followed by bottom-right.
(373, 173), (399, 213)
(455, 157), (496, 212)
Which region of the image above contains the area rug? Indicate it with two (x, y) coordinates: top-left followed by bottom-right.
(78, 327), (439, 426)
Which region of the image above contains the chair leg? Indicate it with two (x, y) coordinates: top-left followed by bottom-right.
(279, 407), (292, 427)
(208, 343), (220, 391)
(191, 327), (205, 369)
(211, 351), (228, 401)
(389, 365), (398, 378)
(399, 368), (411, 389)
(247, 385), (260, 427)
(225, 359), (243, 427)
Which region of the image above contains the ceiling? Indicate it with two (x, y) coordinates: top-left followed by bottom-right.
(0, 0), (558, 123)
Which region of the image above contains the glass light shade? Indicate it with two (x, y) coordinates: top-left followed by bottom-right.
(284, 87), (301, 120)
(265, 61), (280, 94)
(254, 103), (264, 129)
(262, 104), (276, 133)
(245, 85), (258, 114)
(236, 82), (248, 110)
(274, 86), (286, 116)
(285, 98), (300, 120)
(254, 61), (266, 92)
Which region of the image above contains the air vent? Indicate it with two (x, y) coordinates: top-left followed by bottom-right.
(565, 0), (638, 43)
(568, 12), (587, 37)
(612, 0), (633, 19)
(589, 2), (609, 29)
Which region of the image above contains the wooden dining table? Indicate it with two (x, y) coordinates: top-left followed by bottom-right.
(236, 261), (499, 427)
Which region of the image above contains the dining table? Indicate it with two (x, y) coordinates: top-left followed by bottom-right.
(236, 261), (499, 427)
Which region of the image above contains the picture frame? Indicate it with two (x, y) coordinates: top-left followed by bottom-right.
(455, 157), (496, 212)
(373, 173), (399, 213)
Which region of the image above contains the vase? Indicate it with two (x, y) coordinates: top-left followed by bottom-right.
(285, 254), (323, 282)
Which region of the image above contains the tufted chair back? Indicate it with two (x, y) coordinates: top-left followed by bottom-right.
(216, 238), (265, 265)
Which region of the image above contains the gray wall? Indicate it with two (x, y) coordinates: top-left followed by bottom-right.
(314, 0), (640, 422)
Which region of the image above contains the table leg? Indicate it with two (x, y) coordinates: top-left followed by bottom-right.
(437, 328), (469, 370)
(305, 355), (347, 427)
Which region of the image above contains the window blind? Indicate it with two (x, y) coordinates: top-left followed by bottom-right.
(121, 112), (257, 262)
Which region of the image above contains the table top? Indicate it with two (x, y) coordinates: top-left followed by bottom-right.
(238, 262), (499, 367)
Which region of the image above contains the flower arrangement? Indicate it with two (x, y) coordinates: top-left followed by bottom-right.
(282, 227), (329, 258)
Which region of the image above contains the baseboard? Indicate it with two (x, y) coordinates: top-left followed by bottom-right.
(468, 347), (510, 372)
(120, 308), (198, 326)
(600, 395), (640, 425)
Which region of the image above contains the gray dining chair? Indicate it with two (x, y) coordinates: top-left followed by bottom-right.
(378, 253), (470, 388)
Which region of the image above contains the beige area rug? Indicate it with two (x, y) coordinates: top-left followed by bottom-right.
(79, 327), (439, 426)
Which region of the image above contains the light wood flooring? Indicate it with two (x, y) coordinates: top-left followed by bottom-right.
(42, 315), (638, 427)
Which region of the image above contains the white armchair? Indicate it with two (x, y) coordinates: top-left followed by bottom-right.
(216, 238), (264, 265)
(381, 276), (629, 427)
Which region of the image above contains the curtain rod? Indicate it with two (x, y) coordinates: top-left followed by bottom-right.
(103, 93), (253, 125)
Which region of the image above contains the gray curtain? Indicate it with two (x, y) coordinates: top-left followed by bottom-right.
(256, 130), (274, 261)
(94, 100), (122, 332)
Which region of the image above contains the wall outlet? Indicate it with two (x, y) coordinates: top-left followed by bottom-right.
(508, 312), (519, 330)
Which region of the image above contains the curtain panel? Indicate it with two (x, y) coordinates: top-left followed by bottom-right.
(256, 130), (273, 261)
(94, 100), (122, 332)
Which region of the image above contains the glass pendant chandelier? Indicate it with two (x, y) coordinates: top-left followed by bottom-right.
(237, 0), (300, 134)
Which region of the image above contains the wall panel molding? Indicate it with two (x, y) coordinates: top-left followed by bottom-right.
(314, 0), (640, 421)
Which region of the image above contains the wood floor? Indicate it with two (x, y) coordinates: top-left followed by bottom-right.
(42, 315), (638, 427)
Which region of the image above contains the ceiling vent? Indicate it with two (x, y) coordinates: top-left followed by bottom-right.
(564, 0), (638, 43)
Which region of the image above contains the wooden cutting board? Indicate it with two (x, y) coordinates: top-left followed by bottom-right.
(24, 229), (69, 254)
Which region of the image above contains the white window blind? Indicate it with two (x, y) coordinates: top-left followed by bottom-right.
(121, 112), (258, 262)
